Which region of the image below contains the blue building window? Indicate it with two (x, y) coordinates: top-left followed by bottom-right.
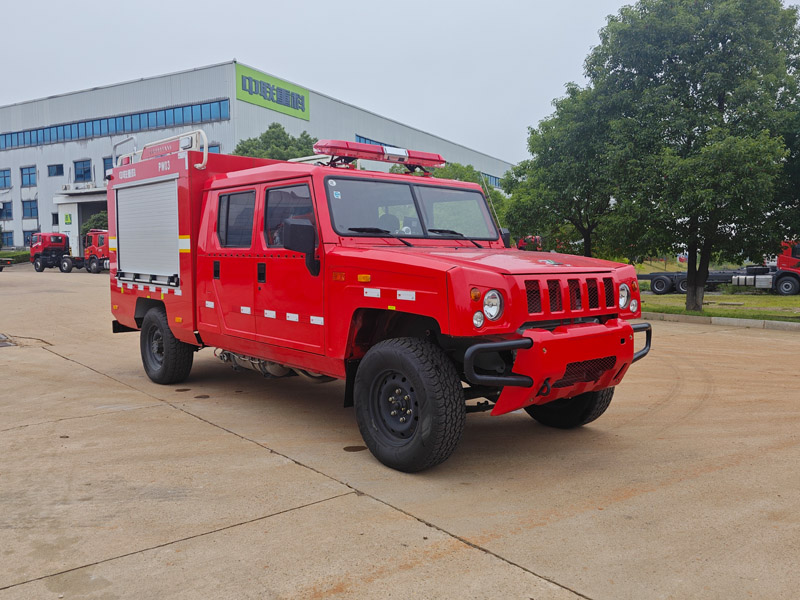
(481, 173), (501, 188)
(208, 144), (220, 154)
(1, 231), (12, 247)
(74, 160), (92, 183)
(0, 99), (231, 153)
(356, 134), (391, 146)
(21, 166), (36, 187)
(103, 157), (114, 174)
(23, 200), (38, 219)
(0, 202), (11, 219)
(0, 169), (10, 188)
(48, 164), (64, 177)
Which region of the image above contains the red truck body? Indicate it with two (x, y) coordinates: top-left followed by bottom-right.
(31, 229), (110, 273)
(30, 232), (69, 271)
(107, 131), (651, 471)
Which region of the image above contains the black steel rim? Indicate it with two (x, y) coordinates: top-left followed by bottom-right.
(146, 325), (165, 368)
(369, 370), (419, 445)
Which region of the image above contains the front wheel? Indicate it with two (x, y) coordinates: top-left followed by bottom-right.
(59, 257), (73, 273)
(776, 276), (799, 296)
(354, 338), (466, 472)
(140, 307), (194, 384)
(33, 257), (45, 272)
(525, 388), (615, 429)
(89, 258), (100, 273)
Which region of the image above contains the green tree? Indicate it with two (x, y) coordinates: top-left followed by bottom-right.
(502, 84), (617, 257)
(81, 211), (108, 236)
(586, 0), (800, 310)
(233, 123), (317, 160)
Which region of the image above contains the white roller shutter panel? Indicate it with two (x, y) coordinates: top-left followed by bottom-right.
(116, 178), (179, 279)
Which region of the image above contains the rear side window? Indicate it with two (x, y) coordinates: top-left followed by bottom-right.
(218, 190), (256, 248)
(265, 184), (315, 247)
(52, 235), (63, 244)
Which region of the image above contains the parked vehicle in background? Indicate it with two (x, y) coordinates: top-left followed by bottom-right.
(108, 130), (651, 472)
(639, 242), (800, 296)
(0, 257), (13, 271)
(30, 229), (110, 273)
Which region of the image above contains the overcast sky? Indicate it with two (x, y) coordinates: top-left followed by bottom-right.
(2, 0), (633, 165)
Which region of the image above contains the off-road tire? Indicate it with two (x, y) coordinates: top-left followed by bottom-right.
(59, 257), (73, 273)
(677, 278), (688, 294)
(776, 276), (799, 296)
(140, 307), (194, 384)
(650, 276), (671, 295)
(525, 387), (615, 429)
(354, 337), (466, 472)
(33, 257), (45, 272)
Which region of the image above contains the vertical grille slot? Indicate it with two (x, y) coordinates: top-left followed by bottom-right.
(587, 278), (599, 309)
(525, 280), (542, 313)
(603, 277), (615, 308)
(547, 280), (563, 312)
(568, 279), (582, 310)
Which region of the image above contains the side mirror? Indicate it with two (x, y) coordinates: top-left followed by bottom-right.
(283, 219), (320, 276)
(500, 228), (511, 248)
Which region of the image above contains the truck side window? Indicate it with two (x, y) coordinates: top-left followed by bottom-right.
(265, 184), (315, 248)
(793, 244), (800, 259)
(218, 190), (256, 248)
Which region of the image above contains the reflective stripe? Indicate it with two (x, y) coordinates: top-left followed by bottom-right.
(205, 301), (214, 309)
(286, 313), (299, 322)
(109, 237), (117, 251)
(241, 306), (251, 315)
(364, 288), (380, 298)
(264, 310), (276, 319)
(310, 316), (324, 325)
(397, 290), (416, 301)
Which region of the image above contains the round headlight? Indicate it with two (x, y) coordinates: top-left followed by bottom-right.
(483, 290), (503, 321)
(473, 311), (485, 328)
(618, 283), (631, 309)
(630, 299), (639, 313)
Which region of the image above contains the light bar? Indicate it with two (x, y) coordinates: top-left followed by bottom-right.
(313, 140), (445, 168)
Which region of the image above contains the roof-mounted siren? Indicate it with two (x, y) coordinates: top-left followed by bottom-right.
(312, 140), (445, 174)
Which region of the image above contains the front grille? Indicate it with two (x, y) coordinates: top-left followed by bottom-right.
(603, 277), (615, 308)
(526, 280), (542, 313)
(553, 356), (617, 388)
(547, 280), (562, 311)
(524, 276), (618, 315)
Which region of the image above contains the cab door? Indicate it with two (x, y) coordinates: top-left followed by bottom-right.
(254, 180), (325, 353)
(198, 188), (258, 339)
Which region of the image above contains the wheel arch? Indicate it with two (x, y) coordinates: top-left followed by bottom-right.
(134, 298), (166, 327)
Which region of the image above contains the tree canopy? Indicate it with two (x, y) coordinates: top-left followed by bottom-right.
(506, 0), (800, 310)
(233, 122), (317, 160)
(82, 211), (108, 236)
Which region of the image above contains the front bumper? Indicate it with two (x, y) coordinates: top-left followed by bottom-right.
(464, 319), (651, 416)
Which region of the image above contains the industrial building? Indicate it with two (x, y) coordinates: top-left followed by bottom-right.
(0, 60), (513, 254)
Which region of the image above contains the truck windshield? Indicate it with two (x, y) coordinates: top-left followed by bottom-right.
(326, 177), (498, 240)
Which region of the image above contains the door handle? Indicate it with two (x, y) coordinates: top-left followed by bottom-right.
(257, 262), (266, 283)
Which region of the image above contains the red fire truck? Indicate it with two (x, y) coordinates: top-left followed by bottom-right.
(108, 130), (651, 472)
(30, 229), (109, 273)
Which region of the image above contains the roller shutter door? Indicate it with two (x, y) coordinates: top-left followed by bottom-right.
(116, 177), (179, 280)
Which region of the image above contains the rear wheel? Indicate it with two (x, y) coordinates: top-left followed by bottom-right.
(354, 338), (466, 472)
(59, 257), (73, 273)
(33, 257), (44, 272)
(525, 388), (615, 429)
(650, 276), (671, 295)
(677, 278), (688, 293)
(140, 307), (194, 384)
(776, 276), (799, 296)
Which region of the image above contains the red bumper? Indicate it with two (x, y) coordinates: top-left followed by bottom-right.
(465, 319), (648, 416)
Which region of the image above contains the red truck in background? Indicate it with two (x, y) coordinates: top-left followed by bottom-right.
(30, 229), (109, 273)
(107, 130), (651, 472)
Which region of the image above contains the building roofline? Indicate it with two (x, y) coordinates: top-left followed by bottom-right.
(1, 59), (515, 169)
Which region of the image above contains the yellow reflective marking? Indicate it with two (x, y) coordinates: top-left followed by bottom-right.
(388, 305), (396, 310)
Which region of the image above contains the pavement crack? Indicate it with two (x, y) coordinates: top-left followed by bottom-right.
(0, 405), (164, 433)
(0, 491), (354, 592)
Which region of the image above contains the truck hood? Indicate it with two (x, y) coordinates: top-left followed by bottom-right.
(335, 246), (623, 275)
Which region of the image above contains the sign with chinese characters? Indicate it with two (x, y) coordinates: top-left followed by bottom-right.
(235, 64), (310, 121)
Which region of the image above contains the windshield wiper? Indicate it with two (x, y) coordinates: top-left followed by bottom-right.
(348, 227), (413, 247)
(428, 229), (483, 248)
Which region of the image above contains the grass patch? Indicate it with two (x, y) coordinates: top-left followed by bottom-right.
(642, 292), (800, 322)
(0, 250), (30, 263)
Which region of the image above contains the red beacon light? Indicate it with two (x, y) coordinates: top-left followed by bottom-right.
(313, 140), (446, 169)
